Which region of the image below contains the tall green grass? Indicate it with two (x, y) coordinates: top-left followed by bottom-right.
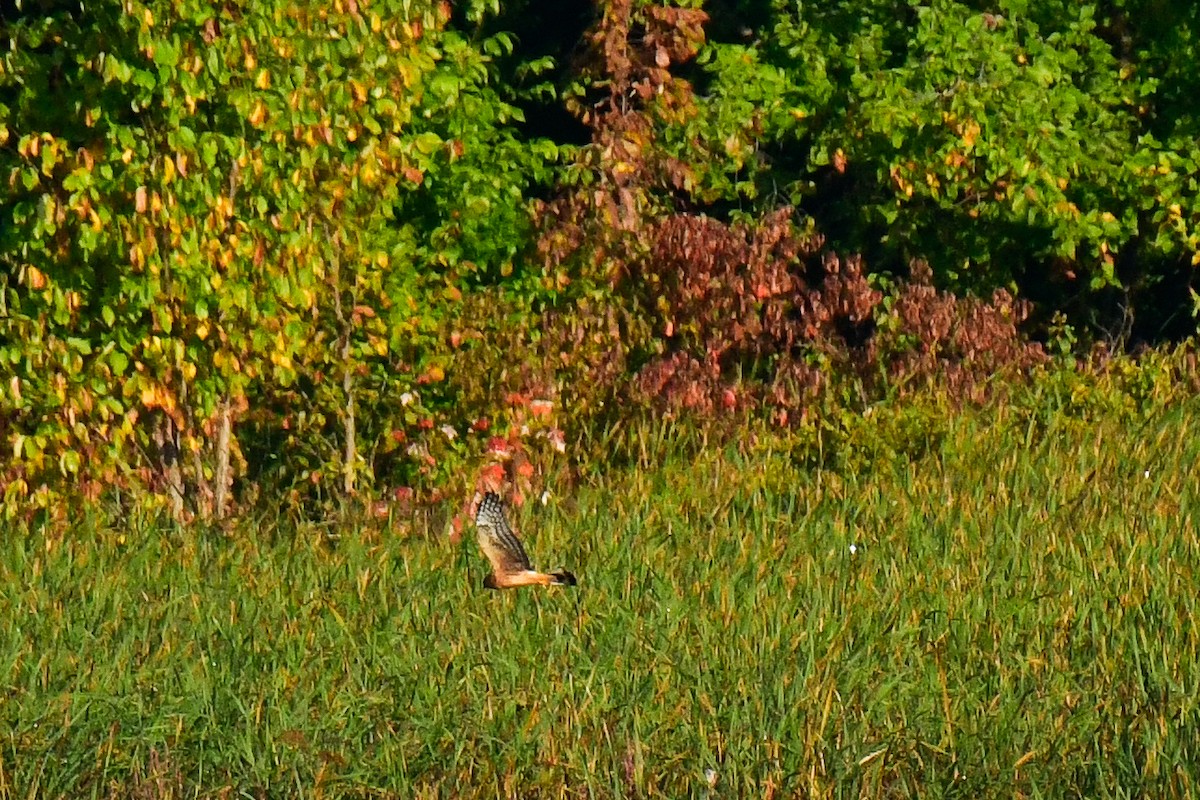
(3, 373), (1199, 798)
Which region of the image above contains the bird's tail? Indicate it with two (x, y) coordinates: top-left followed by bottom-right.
(550, 570), (578, 587)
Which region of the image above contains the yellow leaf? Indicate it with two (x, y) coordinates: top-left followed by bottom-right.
(961, 120), (979, 149)
(256, 69), (271, 90)
(249, 100), (267, 127)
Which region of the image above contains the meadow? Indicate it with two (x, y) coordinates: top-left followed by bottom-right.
(3, 364), (1199, 799)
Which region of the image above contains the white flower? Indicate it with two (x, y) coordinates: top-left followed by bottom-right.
(400, 391), (416, 406)
(540, 489), (552, 506)
(849, 543), (858, 555)
(1144, 469), (1151, 479)
(440, 424), (457, 441)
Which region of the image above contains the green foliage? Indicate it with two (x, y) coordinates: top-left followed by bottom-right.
(0, 0), (558, 515)
(3, 359), (1199, 796)
(688, 0), (1200, 331)
(842, 3), (1141, 284)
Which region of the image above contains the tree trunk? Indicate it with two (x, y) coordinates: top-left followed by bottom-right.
(342, 343), (356, 496)
(154, 413), (185, 521)
(214, 397), (232, 519)
(329, 231), (357, 497)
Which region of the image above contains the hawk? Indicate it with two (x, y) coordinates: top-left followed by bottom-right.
(474, 491), (577, 590)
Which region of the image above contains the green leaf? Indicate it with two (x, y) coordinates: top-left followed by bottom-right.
(110, 351), (129, 375)
(63, 169), (93, 192)
(414, 132), (443, 155)
(67, 337), (92, 355)
(59, 450), (81, 476)
(156, 306), (173, 334)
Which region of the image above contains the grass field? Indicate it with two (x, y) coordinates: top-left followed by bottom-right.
(3, 370), (1200, 798)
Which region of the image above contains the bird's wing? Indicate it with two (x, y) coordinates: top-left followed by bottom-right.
(474, 492), (534, 576)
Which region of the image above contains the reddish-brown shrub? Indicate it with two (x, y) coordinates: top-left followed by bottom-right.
(870, 261), (1049, 403)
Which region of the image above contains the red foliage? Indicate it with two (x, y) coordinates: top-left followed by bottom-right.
(630, 217), (1047, 417)
(868, 261), (1049, 402)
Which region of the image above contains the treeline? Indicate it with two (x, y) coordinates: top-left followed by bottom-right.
(1, 0), (1197, 521)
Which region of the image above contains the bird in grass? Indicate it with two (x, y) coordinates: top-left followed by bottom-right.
(473, 491), (577, 590)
